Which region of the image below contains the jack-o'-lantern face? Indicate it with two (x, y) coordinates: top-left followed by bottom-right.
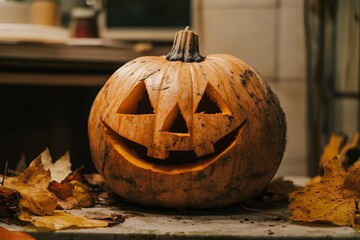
(102, 72), (246, 165)
(88, 28), (286, 208)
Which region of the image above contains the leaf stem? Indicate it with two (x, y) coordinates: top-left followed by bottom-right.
(1, 161), (8, 185)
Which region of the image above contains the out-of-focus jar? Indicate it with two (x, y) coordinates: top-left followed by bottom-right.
(70, 7), (98, 38)
(32, 0), (59, 26)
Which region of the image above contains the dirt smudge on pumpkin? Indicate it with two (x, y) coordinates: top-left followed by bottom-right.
(203, 186), (234, 204)
(227, 115), (234, 124)
(218, 154), (231, 166)
(138, 69), (161, 81)
(194, 172), (207, 181)
(265, 85), (276, 106)
(210, 164), (217, 176)
(102, 83), (110, 98)
(239, 69), (254, 86)
(247, 172), (266, 181)
(139, 186), (170, 196)
(109, 174), (137, 186)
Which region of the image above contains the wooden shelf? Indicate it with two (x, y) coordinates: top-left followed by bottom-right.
(0, 41), (171, 86)
(0, 40), (171, 172)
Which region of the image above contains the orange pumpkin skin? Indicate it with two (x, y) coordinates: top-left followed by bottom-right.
(88, 29), (286, 208)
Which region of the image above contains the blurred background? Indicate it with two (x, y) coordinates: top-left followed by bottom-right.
(0, 0), (358, 177)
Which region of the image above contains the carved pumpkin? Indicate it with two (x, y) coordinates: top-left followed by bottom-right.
(88, 28), (286, 208)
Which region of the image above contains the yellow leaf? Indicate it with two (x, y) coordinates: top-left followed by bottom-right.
(0, 186), (21, 219)
(41, 148), (72, 182)
(71, 180), (94, 208)
(19, 210), (108, 230)
(322, 155), (347, 187)
(319, 133), (347, 167)
(306, 175), (322, 186)
(344, 161), (360, 192)
(289, 156), (356, 226)
(4, 154), (57, 216)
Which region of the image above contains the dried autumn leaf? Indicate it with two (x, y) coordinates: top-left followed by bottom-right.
(319, 133), (347, 167)
(344, 161), (360, 192)
(306, 175), (322, 187)
(78, 210), (126, 226)
(319, 132), (360, 170)
(289, 156), (357, 226)
(0, 226), (36, 240)
(340, 132), (360, 168)
(57, 197), (79, 210)
(71, 180), (94, 208)
(18, 210), (108, 230)
(3, 154), (57, 216)
(41, 149), (72, 182)
(48, 181), (74, 200)
(84, 173), (105, 186)
(264, 178), (300, 201)
(63, 167), (83, 183)
(47, 167), (95, 209)
(0, 186), (20, 220)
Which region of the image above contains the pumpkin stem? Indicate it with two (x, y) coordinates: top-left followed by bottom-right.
(166, 27), (205, 62)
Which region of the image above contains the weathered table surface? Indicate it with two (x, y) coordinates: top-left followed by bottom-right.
(1, 199), (359, 240)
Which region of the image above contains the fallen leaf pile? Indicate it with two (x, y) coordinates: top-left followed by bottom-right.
(0, 149), (113, 230)
(4, 154), (58, 216)
(289, 155), (360, 231)
(289, 131), (360, 231)
(48, 168), (95, 210)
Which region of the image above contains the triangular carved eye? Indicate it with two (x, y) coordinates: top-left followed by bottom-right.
(195, 84), (231, 114)
(161, 104), (189, 134)
(117, 81), (154, 114)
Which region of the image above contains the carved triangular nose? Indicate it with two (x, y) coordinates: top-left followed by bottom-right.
(161, 104), (189, 134)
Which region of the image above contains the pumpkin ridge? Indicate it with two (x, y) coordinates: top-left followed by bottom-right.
(151, 61), (175, 112)
(149, 62), (181, 159)
(118, 57), (159, 82)
(197, 59), (236, 114)
(188, 63), (203, 113)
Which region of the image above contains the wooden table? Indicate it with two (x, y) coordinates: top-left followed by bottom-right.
(1, 200), (358, 240)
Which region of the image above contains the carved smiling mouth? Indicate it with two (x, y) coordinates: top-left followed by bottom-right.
(103, 120), (246, 166)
